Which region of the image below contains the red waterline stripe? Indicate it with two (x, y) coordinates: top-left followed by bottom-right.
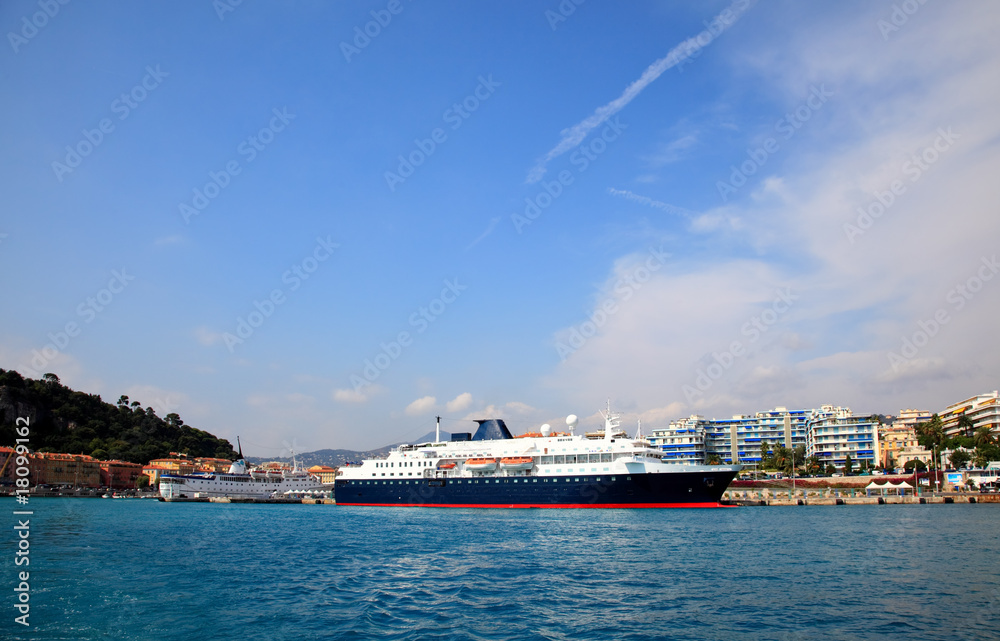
(336, 502), (727, 509)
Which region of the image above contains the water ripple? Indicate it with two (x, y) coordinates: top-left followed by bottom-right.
(2, 501), (998, 640)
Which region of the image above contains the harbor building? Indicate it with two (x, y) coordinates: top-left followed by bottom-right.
(99, 460), (145, 489)
(804, 406), (879, 470)
(879, 409), (932, 469)
(649, 407), (808, 466)
(308, 465), (339, 483)
(28, 452), (102, 487)
(940, 391), (1000, 439)
(647, 416), (707, 464)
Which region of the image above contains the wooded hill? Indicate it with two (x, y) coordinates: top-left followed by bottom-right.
(0, 368), (237, 464)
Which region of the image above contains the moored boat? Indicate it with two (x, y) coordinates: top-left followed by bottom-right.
(334, 404), (741, 508)
(159, 440), (328, 500)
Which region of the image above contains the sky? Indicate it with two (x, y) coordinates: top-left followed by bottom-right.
(2, 0), (999, 455)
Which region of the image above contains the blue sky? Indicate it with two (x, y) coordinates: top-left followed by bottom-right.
(2, 1), (998, 454)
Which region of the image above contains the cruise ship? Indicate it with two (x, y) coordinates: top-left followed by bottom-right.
(159, 447), (327, 500)
(334, 406), (741, 508)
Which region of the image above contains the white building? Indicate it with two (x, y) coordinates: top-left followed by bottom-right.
(941, 391), (1000, 439)
(804, 405), (879, 470)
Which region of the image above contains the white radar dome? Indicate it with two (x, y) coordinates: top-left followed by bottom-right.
(566, 414), (579, 430)
(540, 423), (551, 436)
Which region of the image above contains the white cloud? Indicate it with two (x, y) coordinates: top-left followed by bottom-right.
(405, 395), (437, 416)
(194, 327), (224, 347)
(445, 392), (473, 412)
(539, 3), (1000, 422)
(333, 386), (381, 404)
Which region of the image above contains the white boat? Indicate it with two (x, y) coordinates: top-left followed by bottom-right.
(159, 442), (327, 500)
(335, 404), (742, 508)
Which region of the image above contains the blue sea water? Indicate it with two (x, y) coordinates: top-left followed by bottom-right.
(2, 500), (999, 640)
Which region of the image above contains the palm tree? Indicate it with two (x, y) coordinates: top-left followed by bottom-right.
(706, 453), (722, 465)
(957, 414), (975, 438)
(974, 425), (996, 448)
(916, 415), (945, 450)
(758, 441), (771, 469)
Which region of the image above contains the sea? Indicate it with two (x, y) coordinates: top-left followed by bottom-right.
(2, 499), (999, 641)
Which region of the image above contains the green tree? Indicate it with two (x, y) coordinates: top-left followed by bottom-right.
(136, 475), (150, 490)
(773, 445), (790, 473)
(825, 463), (837, 476)
(806, 455), (822, 475)
(949, 449), (971, 470)
(792, 444), (806, 474)
(973, 443), (1000, 468)
(758, 441), (771, 469)
(844, 453), (854, 476)
(904, 459), (927, 472)
(957, 414), (975, 438)
(916, 415), (946, 451)
(974, 426), (997, 449)
(706, 453), (722, 465)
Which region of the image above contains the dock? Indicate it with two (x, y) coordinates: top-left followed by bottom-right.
(158, 497), (336, 504)
(722, 493), (1000, 506)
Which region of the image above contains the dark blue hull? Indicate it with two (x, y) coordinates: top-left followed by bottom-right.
(334, 470), (739, 508)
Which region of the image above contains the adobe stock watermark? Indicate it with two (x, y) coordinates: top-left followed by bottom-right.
(179, 107), (295, 223)
(555, 246), (669, 360)
(348, 278), (467, 393)
(887, 255), (998, 371)
(877, 0), (930, 41)
(545, 0), (586, 31)
(511, 117), (627, 234)
(223, 236), (338, 352)
(213, 0), (243, 21)
(7, 0), (70, 53)
(384, 74), (501, 192)
(19, 269), (135, 379)
(682, 287), (797, 403)
(340, 0), (413, 63)
(716, 84), (833, 202)
(11, 417), (32, 628)
(50, 65), (169, 182)
(843, 127), (958, 244)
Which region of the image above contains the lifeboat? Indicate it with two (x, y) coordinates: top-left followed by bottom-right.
(464, 458), (497, 471)
(500, 456), (534, 471)
(513, 432), (544, 439)
(437, 461), (457, 469)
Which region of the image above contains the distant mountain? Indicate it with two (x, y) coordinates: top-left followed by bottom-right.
(246, 431), (451, 467)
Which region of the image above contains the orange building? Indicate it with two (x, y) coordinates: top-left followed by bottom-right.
(195, 457), (233, 473)
(29, 452), (101, 487)
(308, 465), (338, 483)
(100, 460), (144, 489)
(142, 457), (197, 485)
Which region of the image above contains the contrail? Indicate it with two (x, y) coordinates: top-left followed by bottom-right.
(607, 188), (695, 218)
(526, 0), (755, 184)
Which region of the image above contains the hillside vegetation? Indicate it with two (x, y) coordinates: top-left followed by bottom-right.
(0, 369), (237, 464)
